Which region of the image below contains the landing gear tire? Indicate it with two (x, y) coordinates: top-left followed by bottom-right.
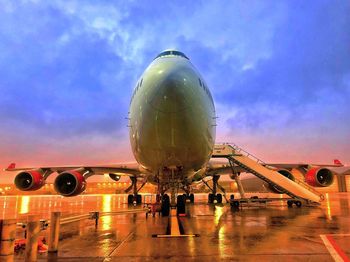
(189, 193), (194, 203)
(287, 200), (293, 207)
(136, 194), (142, 204)
(161, 194), (170, 217)
(295, 201), (302, 208)
(177, 195), (186, 215)
(216, 194), (222, 204)
(127, 194), (133, 204)
(208, 193), (214, 204)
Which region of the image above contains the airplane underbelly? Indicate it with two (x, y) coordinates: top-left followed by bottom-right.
(132, 103), (214, 172)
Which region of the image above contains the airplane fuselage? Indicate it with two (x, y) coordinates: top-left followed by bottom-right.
(129, 50), (216, 184)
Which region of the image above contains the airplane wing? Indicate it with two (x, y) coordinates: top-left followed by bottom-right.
(327, 166), (350, 175)
(266, 159), (344, 169)
(4, 162), (143, 176)
(6, 162), (147, 196)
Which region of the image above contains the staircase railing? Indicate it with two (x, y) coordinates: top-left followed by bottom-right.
(216, 142), (324, 201)
(217, 142), (266, 165)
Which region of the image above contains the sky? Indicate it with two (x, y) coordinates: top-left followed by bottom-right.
(0, 0), (349, 182)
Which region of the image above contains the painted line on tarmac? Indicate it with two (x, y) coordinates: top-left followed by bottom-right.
(320, 234), (349, 262)
(104, 231), (134, 260)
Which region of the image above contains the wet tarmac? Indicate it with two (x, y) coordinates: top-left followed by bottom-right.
(1, 193), (349, 261)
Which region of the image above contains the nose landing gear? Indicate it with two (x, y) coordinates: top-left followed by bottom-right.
(161, 194), (170, 216)
(177, 195), (186, 215)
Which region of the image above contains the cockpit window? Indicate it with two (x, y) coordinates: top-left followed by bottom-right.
(154, 50), (189, 60)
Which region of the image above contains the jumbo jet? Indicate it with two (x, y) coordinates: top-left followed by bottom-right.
(5, 50), (344, 215)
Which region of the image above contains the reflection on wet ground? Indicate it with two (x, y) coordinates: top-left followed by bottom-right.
(0, 193), (349, 261)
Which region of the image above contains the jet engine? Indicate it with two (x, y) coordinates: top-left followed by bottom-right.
(268, 169), (295, 194)
(14, 169), (46, 191)
(305, 167), (334, 187)
(54, 170), (87, 196)
(109, 173), (121, 182)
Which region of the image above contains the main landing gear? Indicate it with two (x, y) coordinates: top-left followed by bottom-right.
(203, 175), (225, 204)
(126, 177), (145, 205)
(208, 193), (223, 204)
(127, 194), (142, 205)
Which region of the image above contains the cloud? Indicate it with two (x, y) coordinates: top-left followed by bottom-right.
(0, 0), (349, 167)
(215, 1), (350, 135)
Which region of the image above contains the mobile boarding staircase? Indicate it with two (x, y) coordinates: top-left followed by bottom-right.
(212, 143), (324, 206)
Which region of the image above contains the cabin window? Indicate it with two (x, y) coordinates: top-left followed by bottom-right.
(154, 50), (189, 60)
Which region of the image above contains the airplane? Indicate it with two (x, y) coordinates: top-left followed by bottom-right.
(5, 49), (347, 215)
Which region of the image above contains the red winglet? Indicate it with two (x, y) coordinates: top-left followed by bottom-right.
(7, 163), (16, 170)
(334, 159), (343, 166)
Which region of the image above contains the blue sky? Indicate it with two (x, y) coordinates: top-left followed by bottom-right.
(0, 0), (349, 170)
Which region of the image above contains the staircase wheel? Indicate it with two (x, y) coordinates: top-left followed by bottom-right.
(295, 201), (302, 208)
(287, 200), (293, 207)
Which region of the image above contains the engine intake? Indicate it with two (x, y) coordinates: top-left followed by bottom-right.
(54, 170), (87, 196)
(269, 169), (295, 194)
(305, 168), (334, 187)
(109, 173), (121, 182)
(14, 169), (45, 191)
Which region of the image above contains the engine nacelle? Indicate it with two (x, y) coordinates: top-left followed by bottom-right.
(305, 167), (334, 187)
(269, 169), (295, 194)
(109, 173), (121, 182)
(14, 169), (45, 191)
(54, 170), (87, 196)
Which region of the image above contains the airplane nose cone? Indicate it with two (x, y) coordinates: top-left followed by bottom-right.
(150, 73), (193, 113)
